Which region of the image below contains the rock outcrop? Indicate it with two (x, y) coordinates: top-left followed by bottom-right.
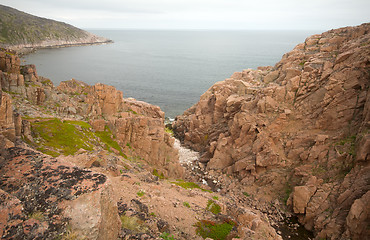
(174, 23), (370, 239)
(0, 50), (182, 179)
(0, 48), (185, 239)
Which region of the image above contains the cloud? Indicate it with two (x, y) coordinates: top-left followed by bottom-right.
(1, 0), (369, 30)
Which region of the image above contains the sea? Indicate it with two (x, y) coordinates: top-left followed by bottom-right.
(22, 30), (318, 118)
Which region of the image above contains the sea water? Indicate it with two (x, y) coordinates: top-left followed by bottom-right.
(22, 30), (317, 118)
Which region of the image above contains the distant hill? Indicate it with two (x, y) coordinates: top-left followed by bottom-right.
(0, 4), (111, 51)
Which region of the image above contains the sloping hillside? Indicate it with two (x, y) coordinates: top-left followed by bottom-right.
(0, 4), (111, 51)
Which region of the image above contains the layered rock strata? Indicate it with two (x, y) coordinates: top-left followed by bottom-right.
(173, 23), (370, 239)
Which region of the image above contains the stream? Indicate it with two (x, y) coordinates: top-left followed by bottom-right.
(173, 138), (314, 240)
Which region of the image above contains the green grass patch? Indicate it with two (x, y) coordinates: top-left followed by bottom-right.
(153, 168), (166, 180)
(95, 127), (126, 158)
(64, 120), (92, 129)
(30, 118), (129, 158)
(137, 190), (145, 197)
(31, 119), (94, 156)
(206, 200), (221, 215)
(212, 196), (219, 200)
(165, 127), (174, 136)
(183, 202), (191, 208)
(242, 192), (250, 197)
(171, 179), (212, 192)
(160, 232), (176, 240)
(194, 219), (235, 240)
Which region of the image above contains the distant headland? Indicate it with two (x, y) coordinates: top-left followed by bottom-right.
(0, 4), (112, 54)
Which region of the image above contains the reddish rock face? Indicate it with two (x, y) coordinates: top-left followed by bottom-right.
(0, 47), (183, 239)
(0, 147), (120, 239)
(173, 23), (370, 239)
(0, 51), (20, 73)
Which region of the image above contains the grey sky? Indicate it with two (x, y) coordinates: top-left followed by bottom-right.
(2, 0), (369, 30)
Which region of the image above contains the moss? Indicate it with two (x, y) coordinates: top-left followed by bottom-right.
(120, 214), (148, 233)
(165, 127), (174, 136)
(30, 118), (129, 158)
(153, 168), (166, 179)
(64, 120), (92, 129)
(160, 232), (176, 240)
(137, 190), (145, 197)
(41, 78), (52, 86)
(183, 202), (191, 208)
(95, 127), (126, 158)
(126, 109), (138, 115)
(206, 200), (221, 215)
(194, 219), (235, 240)
(31, 119), (94, 156)
(171, 179), (212, 192)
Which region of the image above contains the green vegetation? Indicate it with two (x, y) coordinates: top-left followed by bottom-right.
(335, 135), (356, 156)
(183, 201), (191, 208)
(212, 196), (219, 200)
(30, 118), (127, 158)
(171, 179), (212, 193)
(165, 127), (174, 136)
(137, 190), (145, 197)
(194, 219), (235, 240)
(61, 228), (85, 240)
(120, 214), (148, 233)
(160, 232), (176, 240)
(149, 212), (156, 217)
(299, 61), (307, 67)
(242, 192), (250, 197)
(126, 109), (138, 115)
(282, 183), (293, 205)
(95, 126), (126, 158)
(28, 211), (44, 221)
(0, 5), (96, 46)
(31, 119), (94, 156)
(206, 200), (221, 215)
(153, 168), (166, 180)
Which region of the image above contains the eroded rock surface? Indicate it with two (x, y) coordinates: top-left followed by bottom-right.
(174, 23), (370, 239)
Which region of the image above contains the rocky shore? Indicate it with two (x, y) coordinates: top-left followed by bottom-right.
(0, 23), (369, 240)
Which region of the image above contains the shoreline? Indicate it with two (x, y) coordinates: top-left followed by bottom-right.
(6, 39), (114, 56)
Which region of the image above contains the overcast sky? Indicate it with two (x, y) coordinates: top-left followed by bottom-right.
(2, 0), (369, 30)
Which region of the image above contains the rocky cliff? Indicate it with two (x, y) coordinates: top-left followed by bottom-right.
(0, 49), (283, 239)
(0, 4), (111, 52)
(173, 23), (370, 239)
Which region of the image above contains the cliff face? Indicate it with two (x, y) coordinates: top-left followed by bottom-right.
(174, 23), (370, 239)
(0, 4), (111, 52)
(0, 49), (283, 240)
(0, 52), (181, 179)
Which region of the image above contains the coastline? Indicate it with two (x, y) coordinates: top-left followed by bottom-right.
(3, 37), (113, 55)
